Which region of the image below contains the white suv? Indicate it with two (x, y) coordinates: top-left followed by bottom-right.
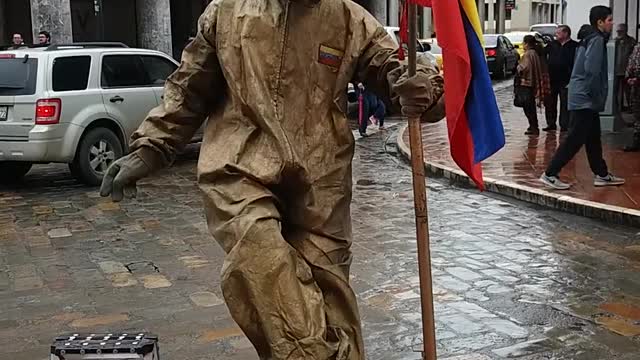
(0, 43), (184, 185)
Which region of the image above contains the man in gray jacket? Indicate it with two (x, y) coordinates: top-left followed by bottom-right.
(541, 6), (625, 190)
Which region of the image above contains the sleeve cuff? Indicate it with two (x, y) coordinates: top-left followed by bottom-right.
(134, 147), (168, 172)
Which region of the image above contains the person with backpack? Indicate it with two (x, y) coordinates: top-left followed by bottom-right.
(541, 6), (625, 190)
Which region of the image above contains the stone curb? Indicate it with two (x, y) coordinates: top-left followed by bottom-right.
(396, 124), (640, 227)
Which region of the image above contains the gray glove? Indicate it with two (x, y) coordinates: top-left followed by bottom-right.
(100, 152), (153, 202)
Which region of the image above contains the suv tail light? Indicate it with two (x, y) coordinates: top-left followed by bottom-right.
(486, 49), (497, 57)
(35, 98), (62, 125)
(0, 54), (16, 59)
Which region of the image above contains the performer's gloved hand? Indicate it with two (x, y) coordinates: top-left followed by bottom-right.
(100, 149), (160, 202)
(392, 67), (445, 121)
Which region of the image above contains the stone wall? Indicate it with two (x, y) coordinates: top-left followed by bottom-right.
(136, 0), (173, 55)
(30, 0), (73, 43)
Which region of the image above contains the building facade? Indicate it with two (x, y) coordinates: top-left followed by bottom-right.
(359, 0), (565, 37)
(0, 0), (208, 59)
(0, 0), (629, 56)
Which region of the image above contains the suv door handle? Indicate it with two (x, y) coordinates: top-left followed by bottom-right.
(110, 96), (124, 103)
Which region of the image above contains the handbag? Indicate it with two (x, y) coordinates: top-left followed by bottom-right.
(513, 75), (531, 108)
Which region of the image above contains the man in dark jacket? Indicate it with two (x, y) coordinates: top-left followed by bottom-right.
(541, 6), (625, 190)
(544, 25), (578, 132)
(614, 23), (636, 111)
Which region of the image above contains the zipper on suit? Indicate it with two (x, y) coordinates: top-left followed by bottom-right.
(274, 1), (296, 168)
(274, 2), (291, 117)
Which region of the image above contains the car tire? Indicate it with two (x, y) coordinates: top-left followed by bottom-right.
(0, 162), (33, 184)
(70, 127), (123, 186)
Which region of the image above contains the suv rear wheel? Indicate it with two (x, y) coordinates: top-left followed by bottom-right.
(70, 128), (123, 186)
(0, 162), (33, 184)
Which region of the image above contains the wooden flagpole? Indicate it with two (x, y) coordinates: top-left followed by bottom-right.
(406, 2), (438, 359)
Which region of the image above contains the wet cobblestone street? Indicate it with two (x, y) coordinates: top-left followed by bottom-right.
(1, 124), (640, 359)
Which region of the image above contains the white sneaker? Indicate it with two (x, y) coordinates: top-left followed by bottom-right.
(540, 174), (571, 190)
(594, 174), (626, 187)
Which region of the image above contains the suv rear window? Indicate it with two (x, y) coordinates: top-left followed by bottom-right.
(53, 56), (91, 91)
(0, 57), (38, 96)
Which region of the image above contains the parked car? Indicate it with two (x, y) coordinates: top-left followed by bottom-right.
(483, 34), (520, 78)
(420, 39), (443, 72)
(384, 27), (439, 70)
(504, 31), (546, 57)
(0, 43), (198, 185)
(530, 23), (558, 38)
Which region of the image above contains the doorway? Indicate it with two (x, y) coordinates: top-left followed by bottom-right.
(170, 0), (208, 59)
(1, 0), (33, 46)
(70, 0), (137, 46)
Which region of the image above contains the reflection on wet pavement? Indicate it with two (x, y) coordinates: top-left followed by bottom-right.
(403, 87), (640, 211)
(0, 125), (638, 359)
(354, 128), (640, 359)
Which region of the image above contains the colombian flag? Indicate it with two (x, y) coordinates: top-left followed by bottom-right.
(400, 0), (505, 189)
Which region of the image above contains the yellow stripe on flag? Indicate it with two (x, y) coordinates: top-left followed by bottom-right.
(319, 45), (344, 57)
(459, 0), (485, 47)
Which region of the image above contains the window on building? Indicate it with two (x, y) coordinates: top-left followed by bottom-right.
(53, 56), (91, 92)
(141, 56), (178, 86)
(101, 55), (150, 88)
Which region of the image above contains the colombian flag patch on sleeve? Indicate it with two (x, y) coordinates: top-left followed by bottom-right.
(318, 45), (344, 68)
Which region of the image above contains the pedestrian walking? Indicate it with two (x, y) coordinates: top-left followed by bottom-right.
(615, 24), (636, 112)
(357, 83), (386, 137)
(515, 35), (550, 136)
(38, 31), (51, 45)
(624, 43), (640, 151)
(99, 1), (445, 359)
(544, 25), (578, 133)
(577, 24), (595, 41)
(9, 33), (24, 49)
(541, 6), (625, 190)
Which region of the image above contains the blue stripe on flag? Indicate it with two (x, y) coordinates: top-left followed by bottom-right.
(462, 14), (506, 164)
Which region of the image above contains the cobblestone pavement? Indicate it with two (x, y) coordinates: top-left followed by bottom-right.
(402, 87), (640, 211)
(1, 123), (640, 359)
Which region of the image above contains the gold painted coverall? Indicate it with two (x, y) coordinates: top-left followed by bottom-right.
(129, 0), (444, 358)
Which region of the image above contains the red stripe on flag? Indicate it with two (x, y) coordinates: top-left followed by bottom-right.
(432, 0), (485, 189)
(451, 110), (484, 189)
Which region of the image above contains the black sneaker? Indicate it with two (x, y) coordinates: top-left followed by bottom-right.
(525, 128), (540, 136)
(543, 126), (557, 132)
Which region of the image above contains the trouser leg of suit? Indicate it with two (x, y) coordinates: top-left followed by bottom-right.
(629, 86), (640, 148)
(616, 75), (626, 110)
(523, 88), (538, 130)
(201, 175), (363, 360)
(374, 99), (386, 127)
(359, 96), (370, 135)
(582, 112), (609, 177)
(558, 87), (570, 131)
(546, 109), (608, 177)
(545, 86), (559, 128)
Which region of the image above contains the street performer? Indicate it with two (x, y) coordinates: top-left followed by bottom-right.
(100, 0), (445, 358)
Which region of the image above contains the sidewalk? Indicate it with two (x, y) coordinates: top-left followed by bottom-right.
(398, 87), (640, 226)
